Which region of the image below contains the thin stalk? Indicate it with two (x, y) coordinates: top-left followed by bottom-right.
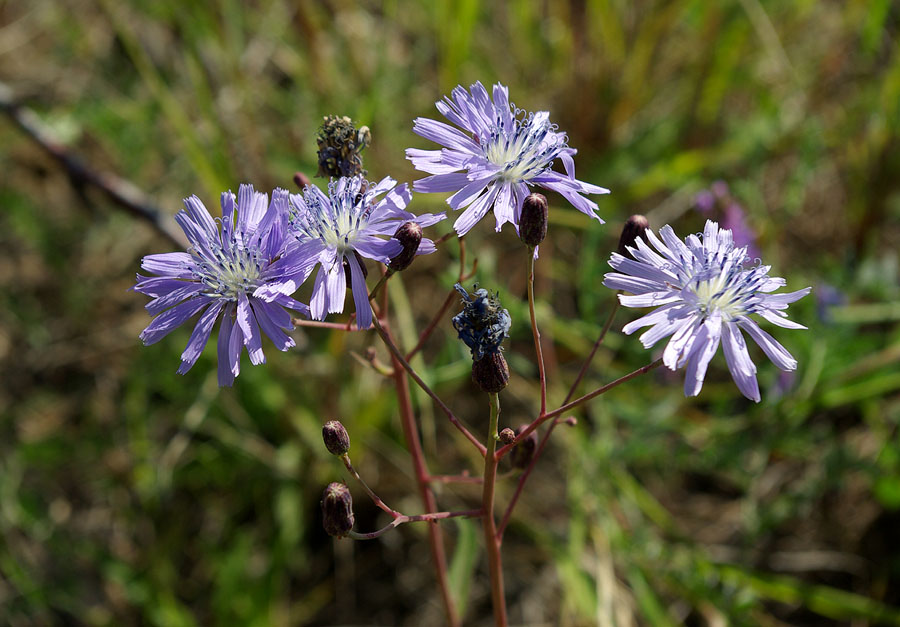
(482, 392), (508, 627)
(497, 358), (664, 460)
(387, 318), (461, 627)
(349, 509), (483, 540)
(497, 297), (621, 538)
(340, 454), (401, 519)
(527, 250), (547, 414)
(372, 314), (487, 456)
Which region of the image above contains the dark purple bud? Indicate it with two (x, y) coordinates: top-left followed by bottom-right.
(322, 482), (355, 538)
(518, 192), (548, 247)
(498, 428), (516, 445)
(387, 221), (423, 272)
(510, 425), (537, 469)
(342, 251), (368, 290)
(471, 352), (510, 394)
(617, 215), (650, 258)
(322, 420), (350, 456)
(293, 171), (311, 189)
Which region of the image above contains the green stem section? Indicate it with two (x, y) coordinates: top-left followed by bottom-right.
(482, 392), (508, 627)
(527, 250), (547, 415)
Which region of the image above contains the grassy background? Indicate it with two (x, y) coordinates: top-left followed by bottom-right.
(2, 0), (900, 624)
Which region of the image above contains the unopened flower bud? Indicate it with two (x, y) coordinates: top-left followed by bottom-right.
(617, 215), (650, 258)
(388, 221), (423, 271)
(322, 420), (350, 456)
(321, 482), (355, 538)
(498, 428), (516, 445)
(564, 416), (578, 427)
(471, 352), (510, 394)
(518, 193), (548, 247)
(510, 425), (537, 469)
(343, 251), (368, 290)
(293, 171), (311, 189)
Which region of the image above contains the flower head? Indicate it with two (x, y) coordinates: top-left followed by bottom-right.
(603, 220), (810, 402)
(407, 81), (609, 236)
(263, 175), (444, 329)
(134, 185), (310, 386)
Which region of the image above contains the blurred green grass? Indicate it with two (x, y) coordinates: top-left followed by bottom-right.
(1, 0), (900, 624)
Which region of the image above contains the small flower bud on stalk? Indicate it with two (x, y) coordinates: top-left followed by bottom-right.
(518, 192), (549, 247)
(498, 428), (516, 445)
(510, 425), (538, 469)
(321, 482), (355, 538)
(472, 352), (510, 394)
(387, 221), (423, 272)
(322, 420), (350, 456)
(564, 416), (578, 427)
(617, 215), (650, 258)
(293, 171), (311, 189)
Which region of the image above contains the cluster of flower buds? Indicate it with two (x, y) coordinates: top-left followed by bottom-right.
(316, 115), (372, 179)
(452, 284), (512, 394)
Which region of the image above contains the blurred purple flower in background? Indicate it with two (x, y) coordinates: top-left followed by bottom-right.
(407, 81), (609, 236)
(603, 220), (810, 402)
(815, 282), (846, 323)
(694, 180), (760, 260)
(259, 175), (444, 330)
(135, 186), (310, 386)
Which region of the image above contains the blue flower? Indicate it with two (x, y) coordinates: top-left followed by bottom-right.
(452, 284), (511, 360)
(407, 81), (609, 236)
(135, 185), (310, 386)
(258, 175), (444, 329)
(603, 220), (810, 402)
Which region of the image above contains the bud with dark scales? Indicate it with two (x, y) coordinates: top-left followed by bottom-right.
(322, 420), (350, 456)
(510, 425), (538, 469)
(321, 482), (355, 538)
(617, 214), (650, 258)
(387, 221), (423, 271)
(498, 428), (516, 445)
(518, 192), (548, 247)
(472, 352), (510, 394)
(316, 115), (371, 179)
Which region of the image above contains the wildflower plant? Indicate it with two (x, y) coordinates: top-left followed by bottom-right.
(135, 81), (810, 626)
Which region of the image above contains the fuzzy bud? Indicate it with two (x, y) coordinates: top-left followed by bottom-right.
(617, 215), (650, 258)
(498, 428), (516, 445)
(518, 193), (549, 247)
(322, 420), (350, 456)
(564, 416), (578, 427)
(321, 482), (355, 538)
(471, 352), (510, 394)
(316, 115), (370, 179)
(387, 221), (423, 272)
(510, 425), (538, 469)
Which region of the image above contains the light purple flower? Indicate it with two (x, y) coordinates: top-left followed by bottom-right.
(260, 175), (444, 330)
(406, 81), (609, 236)
(134, 185), (310, 387)
(603, 220), (810, 402)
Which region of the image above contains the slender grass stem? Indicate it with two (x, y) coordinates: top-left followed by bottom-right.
(527, 249), (547, 415)
(349, 509), (482, 540)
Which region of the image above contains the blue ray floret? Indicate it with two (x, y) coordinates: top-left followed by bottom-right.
(407, 81), (610, 237)
(603, 219), (811, 402)
(452, 284), (511, 360)
(134, 185), (311, 386)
